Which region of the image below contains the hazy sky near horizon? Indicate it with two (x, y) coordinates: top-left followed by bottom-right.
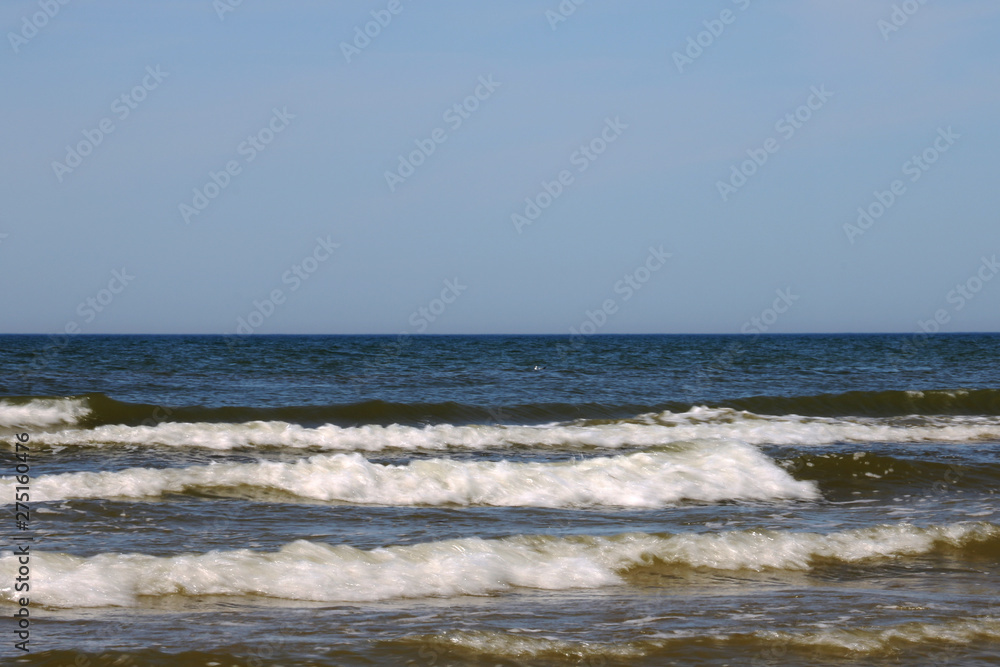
(2, 0), (999, 335)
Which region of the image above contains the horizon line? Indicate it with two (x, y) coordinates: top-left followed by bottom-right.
(2, 331), (998, 337)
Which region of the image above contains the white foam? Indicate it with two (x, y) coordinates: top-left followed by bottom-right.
(0, 397), (89, 429)
(2, 440), (818, 507)
(402, 630), (653, 659)
(1, 522), (994, 608)
(28, 407), (1000, 450)
(645, 406), (1000, 446)
(407, 616), (1000, 658)
(759, 616), (1000, 653)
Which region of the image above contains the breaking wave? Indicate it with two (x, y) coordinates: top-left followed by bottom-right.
(2, 522), (996, 608)
(23, 407), (1000, 451)
(4, 440), (818, 507)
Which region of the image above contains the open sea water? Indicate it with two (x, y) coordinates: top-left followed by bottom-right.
(1, 333), (998, 666)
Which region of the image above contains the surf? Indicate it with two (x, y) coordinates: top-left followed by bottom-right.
(3, 522), (995, 608)
(4, 440), (818, 507)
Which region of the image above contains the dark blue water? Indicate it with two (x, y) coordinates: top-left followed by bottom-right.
(4, 333), (1000, 410)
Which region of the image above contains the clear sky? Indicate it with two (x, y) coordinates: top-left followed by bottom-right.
(2, 0), (999, 335)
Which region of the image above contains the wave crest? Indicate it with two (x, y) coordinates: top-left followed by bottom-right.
(3, 522), (995, 608)
(6, 440), (818, 507)
(0, 397), (90, 429)
(26, 408), (1000, 451)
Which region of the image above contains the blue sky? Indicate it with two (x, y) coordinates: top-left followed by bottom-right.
(2, 0), (999, 335)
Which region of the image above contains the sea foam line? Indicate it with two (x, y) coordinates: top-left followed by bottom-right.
(0, 398), (90, 429)
(399, 616), (1000, 659)
(24, 407), (1000, 451)
(1, 522), (995, 608)
(0, 440), (818, 507)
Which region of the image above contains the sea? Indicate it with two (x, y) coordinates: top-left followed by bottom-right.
(0, 333), (998, 666)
